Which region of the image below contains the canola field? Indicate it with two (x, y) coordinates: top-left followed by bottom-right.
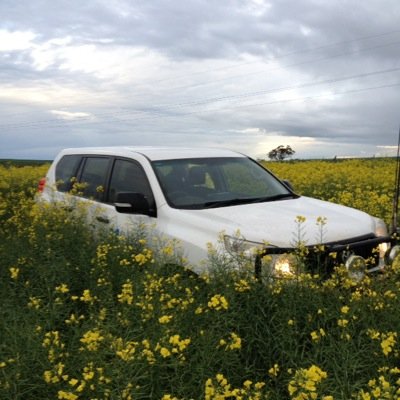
(264, 158), (396, 227)
(1, 159), (400, 400)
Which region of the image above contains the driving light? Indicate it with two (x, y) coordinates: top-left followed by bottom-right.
(378, 242), (389, 259)
(263, 253), (301, 278)
(386, 245), (400, 264)
(373, 217), (390, 258)
(274, 254), (297, 276)
(345, 255), (366, 281)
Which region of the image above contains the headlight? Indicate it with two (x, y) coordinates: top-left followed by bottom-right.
(374, 217), (388, 237)
(345, 255), (366, 281)
(223, 235), (262, 258)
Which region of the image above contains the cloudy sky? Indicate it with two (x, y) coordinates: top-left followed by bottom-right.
(1, 0), (400, 160)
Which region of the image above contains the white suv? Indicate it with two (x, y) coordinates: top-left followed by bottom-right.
(38, 146), (398, 277)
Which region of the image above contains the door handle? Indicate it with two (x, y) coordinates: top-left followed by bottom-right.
(96, 216), (110, 224)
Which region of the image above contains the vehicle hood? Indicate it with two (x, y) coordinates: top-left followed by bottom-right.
(168, 196), (377, 247)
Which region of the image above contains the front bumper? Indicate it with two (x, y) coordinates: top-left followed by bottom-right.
(255, 234), (399, 279)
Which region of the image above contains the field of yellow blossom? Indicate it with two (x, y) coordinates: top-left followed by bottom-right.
(263, 158), (396, 226)
(1, 159), (400, 400)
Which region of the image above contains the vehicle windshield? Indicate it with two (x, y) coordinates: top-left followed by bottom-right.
(152, 157), (296, 209)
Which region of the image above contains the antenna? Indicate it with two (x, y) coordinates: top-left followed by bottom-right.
(391, 125), (400, 234)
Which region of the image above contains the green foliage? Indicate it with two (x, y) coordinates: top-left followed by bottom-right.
(1, 162), (400, 399)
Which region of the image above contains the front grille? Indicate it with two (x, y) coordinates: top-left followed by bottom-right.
(326, 234), (379, 263)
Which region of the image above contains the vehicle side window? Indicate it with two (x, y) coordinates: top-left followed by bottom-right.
(79, 157), (111, 201)
(109, 159), (154, 205)
(55, 155), (82, 192)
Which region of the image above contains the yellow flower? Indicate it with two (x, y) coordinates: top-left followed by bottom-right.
(169, 334), (191, 352)
(65, 313), (85, 325)
(80, 289), (96, 304)
(381, 332), (397, 356)
(367, 329), (380, 340)
(160, 347), (171, 358)
(58, 391), (78, 400)
(159, 315), (173, 324)
(98, 307), (107, 321)
(44, 370), (59, 384)
(79, 329), (104, 351)
(337, 319), (348, 328)
(340, 305), (350, 314)
(69, 378), (79, 387)
(243, 379), (252, 388)
(255, 381), (266, 390)
(288, 365), (328, 399)
(311, 331), (319, 342)
(55, 283), (69, 293)
(234, 279), (251, 292)
(27, 296), (41, 309)
(296, 215), (306, 223)
(162, 246), (175, 256)
(311, 328), (325, 342)
(9, 267), (19, 280)
(134, 250), (153, 265)
(220, 332), (241, 351)
(117, 280), (134, 305)
(216, 373), (228, 387)
(268, 364), (280, 377)
(115, 340), (138, 362)
(208, 294), (229, 311)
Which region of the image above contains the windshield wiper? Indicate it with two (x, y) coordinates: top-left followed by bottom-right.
(251, 193), (298, 203)
(203, 193), (297, 208)
(203, 198), (255, 208)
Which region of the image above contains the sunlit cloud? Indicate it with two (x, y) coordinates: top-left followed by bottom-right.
(377, 145), (398, 149)
(0, 29), (36, 51)
(50, 110), (93, 120)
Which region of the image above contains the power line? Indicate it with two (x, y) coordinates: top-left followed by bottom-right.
(144, 66), (400, 109)
(2, 81), (399, 131)
(157, 39), (400, 94)
(2, 29), (400, 120)
(1, 64), (398, 130)
(142, 29), (400, 85)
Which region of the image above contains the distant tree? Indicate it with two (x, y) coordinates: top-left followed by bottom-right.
(268, 145), (295, 161)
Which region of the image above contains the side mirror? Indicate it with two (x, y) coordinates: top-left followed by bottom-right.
(115, 192), (153, 216)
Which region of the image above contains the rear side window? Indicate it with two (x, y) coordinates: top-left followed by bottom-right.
(109, 159), (154, 205)
(79, 157), (111, 201)
(55, 155), (82, 192)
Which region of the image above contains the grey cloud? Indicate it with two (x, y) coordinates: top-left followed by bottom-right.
(1, 0), (400, 159)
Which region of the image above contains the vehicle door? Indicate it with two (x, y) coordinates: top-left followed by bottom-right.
(68, 155), (113, 226)
(101, 157), (157, 236)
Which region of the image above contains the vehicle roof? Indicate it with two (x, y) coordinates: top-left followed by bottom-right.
(59, 146), (245, 161)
